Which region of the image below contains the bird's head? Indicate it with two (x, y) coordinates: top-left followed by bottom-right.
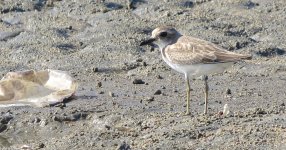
(140, 26), (181, 49)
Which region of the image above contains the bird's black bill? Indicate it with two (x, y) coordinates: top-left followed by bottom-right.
(139, 38), (156, 46)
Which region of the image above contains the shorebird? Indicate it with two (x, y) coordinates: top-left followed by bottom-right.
(140, 26), (251, 115)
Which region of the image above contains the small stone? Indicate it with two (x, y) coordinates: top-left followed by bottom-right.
(53, 113), (88, 122)
(20, 145), (31, 150)
(157, 75), (163, 79)
(165, 11), (171, 17)
(118, 141), (131, 150)
(133, 79), (145, 84)
(40, 120), (47, 127)
(32, 117), (41, 123)
(105, 125), (111, 130)
(281, 103), (285, 106)
(255, 108), (267, 114)
(97, 82), (102, 87)
(154, 90), (162, 95)
(101, 8), (109, 13)
(38, 143), (45, 148)
(142, 62), (147, 66)
(226, 88), (231, 95)
(99, 91), (104, 94)
(145, 97), (154, 102)
(80, 132), (84, 136)
(136, 58), (143, 62)
(109, 92), (115, 97)
(92, 67), (99, 72)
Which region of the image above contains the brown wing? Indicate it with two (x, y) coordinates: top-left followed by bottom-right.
(164, 36), (252, 65)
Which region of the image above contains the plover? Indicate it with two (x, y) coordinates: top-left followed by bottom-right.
(140, 26), (251, 115)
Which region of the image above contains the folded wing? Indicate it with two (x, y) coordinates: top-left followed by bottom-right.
(165, 36), (252, 65)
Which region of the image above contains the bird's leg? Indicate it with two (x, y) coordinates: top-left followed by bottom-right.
(203, 75), (209, 114)
(185, 74), (191, 115)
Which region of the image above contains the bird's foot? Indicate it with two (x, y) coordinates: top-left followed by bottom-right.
(204, 110), (207, 115)
(185, 111), (190, 116)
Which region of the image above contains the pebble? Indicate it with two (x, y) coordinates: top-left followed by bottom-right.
(154, 90), (162, 95)
(145, 97), (154, 102)
(31, 117), (41, 123)
(93, 67), (99, 72)
(132, 79), (145, 84)
(254, 108), (267, 115)
(20, 145), (31, 150)
(38, 143), (45, 148)
(109, 92), (115, 97)
(226, 88), (231, 95)
(136, 58), (143, 62)
(97, 82), (102, 87)
(117, 141), (131, 150)
(40, 120), (47, 127)
(53, 112), (88, 122)
(157, 75), (163, 79)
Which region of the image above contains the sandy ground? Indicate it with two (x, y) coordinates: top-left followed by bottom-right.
(0, 0), (286, 149)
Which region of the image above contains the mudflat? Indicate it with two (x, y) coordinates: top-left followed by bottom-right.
(0, 0), (285, 149)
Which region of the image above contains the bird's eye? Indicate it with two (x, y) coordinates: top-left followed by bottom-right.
(159, 32), (168, 37)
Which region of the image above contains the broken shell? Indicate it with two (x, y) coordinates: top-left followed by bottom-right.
(0, 69), (77, 107)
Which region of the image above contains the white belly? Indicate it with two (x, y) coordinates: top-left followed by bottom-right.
(162, 56), (233, 77)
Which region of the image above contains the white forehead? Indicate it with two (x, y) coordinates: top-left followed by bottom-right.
(151, 27), (176, 38)
(151, 28), (161, 38)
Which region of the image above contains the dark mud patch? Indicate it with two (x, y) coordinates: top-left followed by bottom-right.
(256, 48), (285, 57)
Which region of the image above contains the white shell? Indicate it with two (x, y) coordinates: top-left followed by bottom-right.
(223, 104), (230, 116)
(0, 70), (77, 107)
